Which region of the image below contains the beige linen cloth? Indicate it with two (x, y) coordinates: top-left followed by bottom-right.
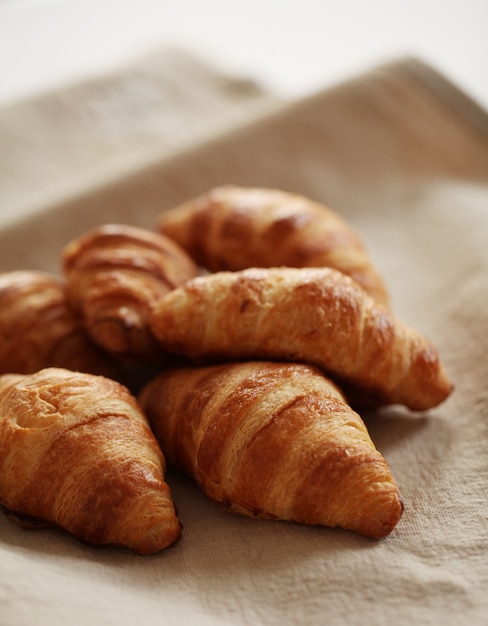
(0, 49), (487, 626)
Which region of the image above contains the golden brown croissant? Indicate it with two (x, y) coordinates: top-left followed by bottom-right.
(0, 368), (181, 554)
(158, 185), (390, 307)
(0, 270), (119, 378)
(139, 361), (404, 538)
(62, 223), (201, 362)
(149, 267), (453, 411)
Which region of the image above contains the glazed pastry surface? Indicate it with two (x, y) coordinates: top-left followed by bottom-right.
(140, 361), (404, 538)
(149, 267), (453, 411)
(0, 270), (119, 378)
(62, 223), (201, 362)
(158, 185), (390, 307)
(0, 368), (181, 554)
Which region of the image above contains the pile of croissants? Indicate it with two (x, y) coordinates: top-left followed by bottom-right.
(0, 186), (453, 555)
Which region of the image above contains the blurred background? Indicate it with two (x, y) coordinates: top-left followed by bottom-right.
(0, 0), (487, 107)
(1, 0), (487, 231)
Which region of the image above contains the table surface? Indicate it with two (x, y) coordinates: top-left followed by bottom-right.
(0, 0), (487, 109)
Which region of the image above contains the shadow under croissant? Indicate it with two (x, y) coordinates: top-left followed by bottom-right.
(362, 403), (454, 458)
(0, 377), (451, 563)
(144, 470), (393, 582)
(360, 406), (430, 450)
(0, 457), (390, 560)
(0, 503), (183, 558)
(0, 476), (390, 626)
(0, 469), (375, 561)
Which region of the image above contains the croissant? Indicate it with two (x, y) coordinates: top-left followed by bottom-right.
(0, 270), (119, 378)
(149, 267), (453, 411)
(158, 185), (390, 307)
(62, 223), (201, 362)
(0, 368), (181, 554)
(139, 360), (404, 538)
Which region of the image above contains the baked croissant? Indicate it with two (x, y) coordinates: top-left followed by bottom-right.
(139, 361), (404, 538)
(62, 223), (201, 362)
(158, 185), (390, 307)
(0, 368), (181, 554)
(0, 270), (119, 378)
(149, 267), (453, 411)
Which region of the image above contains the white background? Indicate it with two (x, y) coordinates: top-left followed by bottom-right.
(0, 0), (487, 108)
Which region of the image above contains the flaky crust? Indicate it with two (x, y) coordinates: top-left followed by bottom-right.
(0, 270), (119, 378)
(139, 361), (403, 538)
(62, 223), (201, 362)
(0, 368), (181, 554)
(149, 267), (453, 411)
(158, 185), (390, 307)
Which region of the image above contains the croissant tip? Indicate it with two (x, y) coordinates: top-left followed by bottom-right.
(364, 493), (405, 539)
(131, 522), (183, 556)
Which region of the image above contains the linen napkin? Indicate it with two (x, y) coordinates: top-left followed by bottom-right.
(0, 47), (278, 227)
(0, 50), (487, 626)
